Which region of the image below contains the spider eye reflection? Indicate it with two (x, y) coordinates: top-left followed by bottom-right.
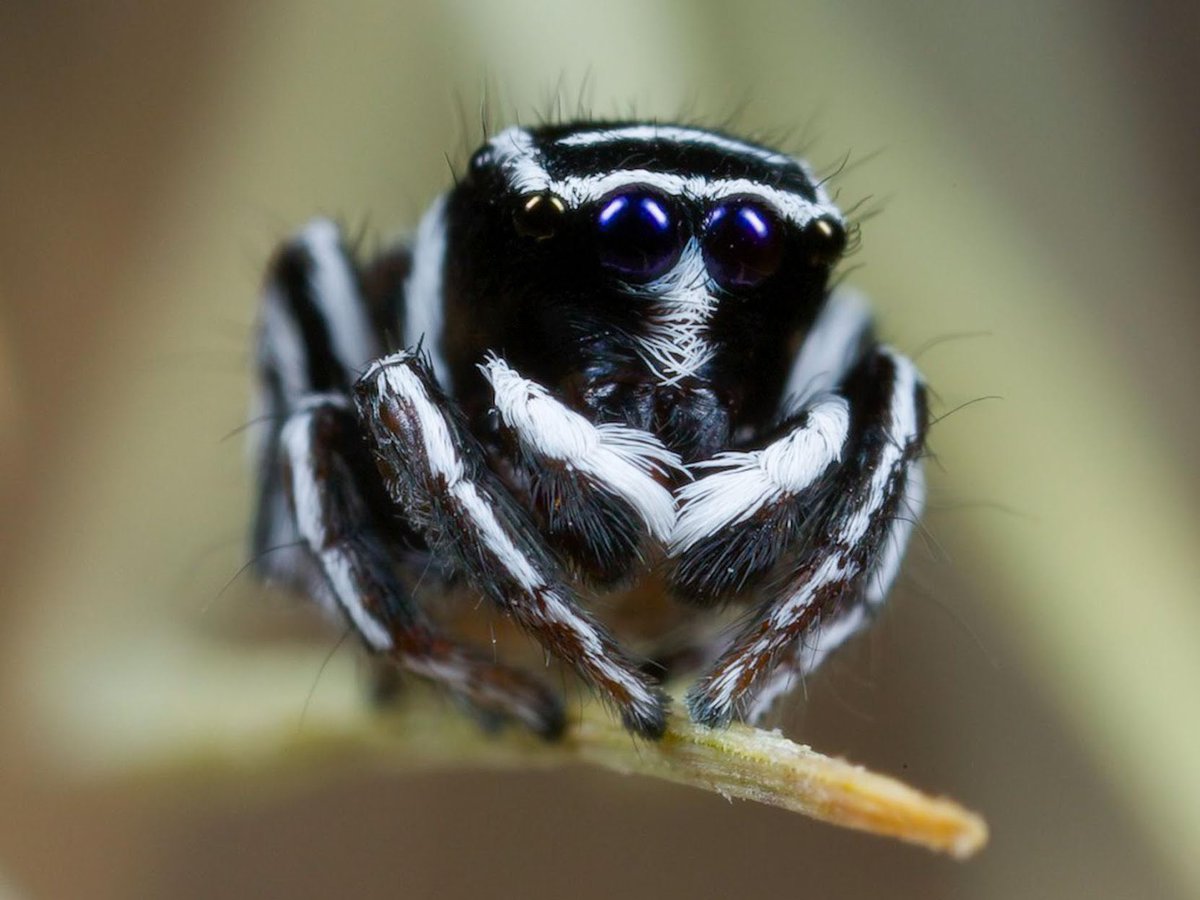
(595, 190), (681, 282)
(513, 192), (566, 241)
(702, 200), (784, 290)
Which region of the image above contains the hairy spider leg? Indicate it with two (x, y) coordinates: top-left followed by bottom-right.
(251, 218), (382, 594)
(665, 290), (928, 726)
(354, 352), (670, 738)
(687, 347), (927, 726)
(252, 219), (565, 736)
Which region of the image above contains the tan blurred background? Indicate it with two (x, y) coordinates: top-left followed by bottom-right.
(2, 2), (1199, 898)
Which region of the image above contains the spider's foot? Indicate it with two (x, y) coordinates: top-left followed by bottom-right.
(403, 647), (567, 742)
(683, 680), (737, 730)
(618, 684), (671, 739)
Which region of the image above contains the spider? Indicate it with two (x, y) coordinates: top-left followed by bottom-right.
(249, 121), (928, 740)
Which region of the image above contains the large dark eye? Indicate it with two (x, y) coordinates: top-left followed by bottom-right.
(701, 199), (784, 290)
(595, 190), (681, 281)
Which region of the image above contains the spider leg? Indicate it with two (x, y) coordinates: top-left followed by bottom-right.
(742, 463), (926, 724)
(354, 352), (670, 738)
(250, 218), (383, 595)
(251, 220), (563, 736)
(480, 355), (683, 585)
(280, 400), (564, 736)
(673, 290), (929, 726)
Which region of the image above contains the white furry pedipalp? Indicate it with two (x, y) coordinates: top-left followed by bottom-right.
(482, 356), (682, 542)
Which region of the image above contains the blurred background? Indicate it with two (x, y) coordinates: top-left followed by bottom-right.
(2, 2), (1198, 897)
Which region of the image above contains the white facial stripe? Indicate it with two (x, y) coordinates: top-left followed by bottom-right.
(636, 240), (717, 384)
(404, 194), (452, 390)
(785, 287), (873, 406)
(482, 357), (682, 541)
(555, 124), (796, 167)
(670, 397), (850, 553)
(487, 126), (841, 229)
(297, 219), (379, 376)
(531, 169), (835, 230)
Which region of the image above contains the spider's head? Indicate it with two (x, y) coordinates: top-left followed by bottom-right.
(440, 122), (847, 460)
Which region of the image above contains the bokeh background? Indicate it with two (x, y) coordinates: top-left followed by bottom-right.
(2, 2), (1198, 897)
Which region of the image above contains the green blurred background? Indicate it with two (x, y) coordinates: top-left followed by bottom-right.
(2, 2), (1198, 897)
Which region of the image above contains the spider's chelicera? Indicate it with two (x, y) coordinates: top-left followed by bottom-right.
(250, 122), (928, 740)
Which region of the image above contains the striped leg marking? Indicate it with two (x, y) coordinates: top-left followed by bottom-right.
(249, 221), (563, 735)
(251, 218), (383, 592)
(687, 347), (928, 727)
(355, 352), (669, 738)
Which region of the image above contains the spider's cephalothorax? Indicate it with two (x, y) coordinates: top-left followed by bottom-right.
(250, 121), (928, 740)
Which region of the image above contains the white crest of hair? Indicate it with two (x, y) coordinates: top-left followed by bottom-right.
(559, 170), (840, 230)
(488, 126), (545, 195)
(554, 124), (796, 167)
(784, 287), (873, 408)
(486, 126), (842, 230)
(296, 218), (380, 375)
(281, 408), (392, 651)
(670, 397), (850, 553)
(403, 194), (453, 390)
(635, 239), (719, 385)
(481, 356), (681, 541)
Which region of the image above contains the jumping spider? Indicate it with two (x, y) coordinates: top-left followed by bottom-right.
(249, 122), (928, 740)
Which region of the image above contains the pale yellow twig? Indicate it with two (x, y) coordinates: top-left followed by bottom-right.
(41, 635), (983, 859)
(359, 695), (989, 859)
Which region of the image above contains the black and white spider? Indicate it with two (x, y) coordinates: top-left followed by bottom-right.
(249, 121), (928, 740)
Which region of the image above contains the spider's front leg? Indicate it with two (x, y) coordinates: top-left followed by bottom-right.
(354, 353), (670, 738)
(252, 220), (564, 737)
(668, 291), (929, 726)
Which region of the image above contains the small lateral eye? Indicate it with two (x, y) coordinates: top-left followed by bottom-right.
(701, 199), (784, 290)
(513, 192), (566, 241)
(595, 189), (681, 282)
(806, 215), (847, 266)
(468, 147), (493, 175)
